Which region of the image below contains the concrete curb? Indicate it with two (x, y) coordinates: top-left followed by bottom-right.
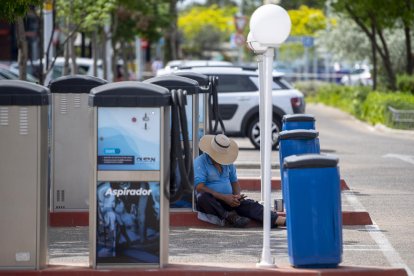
(0, 263), (407, 276)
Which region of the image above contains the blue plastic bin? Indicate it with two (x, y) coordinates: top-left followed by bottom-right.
(282, 114), (315, 131)
(278, 129), (320, 177)
(283, 154), (343, 268)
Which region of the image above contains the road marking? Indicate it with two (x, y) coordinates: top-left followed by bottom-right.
(383, 154), (414, 165)
(344, 190), (414, 276)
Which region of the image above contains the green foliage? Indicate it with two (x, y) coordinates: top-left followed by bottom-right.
(307, 84), (414, 129)
(293, 80), (330, 98)
(288, 5), (327, 36)
(178, 5), (237, 57)
(279, 0), (325, 10)
(0, 0), (42, 21)
(56, 0), (116, 32)
(115, 0), (170, 42)
(361, 92), (414, 126)
(397, 74), (414, 95)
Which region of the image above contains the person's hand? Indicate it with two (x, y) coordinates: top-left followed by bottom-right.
(221, 194), (241, 207)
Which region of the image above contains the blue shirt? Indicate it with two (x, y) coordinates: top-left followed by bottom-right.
(194, 153), (238, 195)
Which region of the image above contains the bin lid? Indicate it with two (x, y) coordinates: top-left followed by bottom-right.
(283, 114), (315, 122)
(278, 129), (318, 140)
(144, 75), (200, 95)
(283, 154), (339, 169)
(0, 80), (49, 106)
(49, 75), (107, 94)
(89, 81), (171, 107)
(173, 72), (210, 90)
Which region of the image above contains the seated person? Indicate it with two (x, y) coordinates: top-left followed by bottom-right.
(194, 134), (286, 228)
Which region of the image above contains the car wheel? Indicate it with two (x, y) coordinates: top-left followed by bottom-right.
(247, 117), (281, 150)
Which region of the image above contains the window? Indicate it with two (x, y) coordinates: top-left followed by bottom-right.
(216, 75), (257, 93)
(250, 76), (292, 90)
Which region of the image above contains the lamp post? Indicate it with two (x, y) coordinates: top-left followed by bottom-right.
(249, 4), (291, 267)
(247, 32), (266, 204)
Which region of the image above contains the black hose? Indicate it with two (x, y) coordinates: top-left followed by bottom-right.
(166, 89), (194, 203)
(209, 76), (226, 134)
(165, 89), (179, 201)
(176, 89), (194, 192)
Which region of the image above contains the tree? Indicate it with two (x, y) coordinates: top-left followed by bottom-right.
(55, 0), (116, 80)
(331, 0), (412, 90)
(279, 0), (325, 10)
(288, 5), (327, 36)
(0, 0), (42, 81)
(178, 5), (237, 58)
(113, 0), (171, 78)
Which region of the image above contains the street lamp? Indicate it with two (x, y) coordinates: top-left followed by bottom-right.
(247, 32), (266, 204)
(249, 4), (291, 268)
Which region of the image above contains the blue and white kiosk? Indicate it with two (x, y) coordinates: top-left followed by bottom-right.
(88, 82), (173, 268)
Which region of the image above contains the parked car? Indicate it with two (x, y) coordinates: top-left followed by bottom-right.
(340, 67), (372, 86)
(174, 66), (306, 149)
(157, 59), (233, 76)
(0, 64), (38, 83)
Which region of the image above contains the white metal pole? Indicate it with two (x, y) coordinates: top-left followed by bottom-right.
(257, 54), (265, 203)
(258, 47), (275, 267)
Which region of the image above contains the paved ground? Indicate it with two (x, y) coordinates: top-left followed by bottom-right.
(44, 103), (412, 275)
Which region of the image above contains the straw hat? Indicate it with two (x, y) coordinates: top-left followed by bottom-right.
(199, 134), (239, 165)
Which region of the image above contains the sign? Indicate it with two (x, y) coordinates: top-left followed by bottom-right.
(234, 15), (248, 33)
(96, 181), (160, 265)
(234, 33), (245, 47)
(97, 107), (161, 171)
(302, 36), (314, 48)
(141, 39), (149, 49)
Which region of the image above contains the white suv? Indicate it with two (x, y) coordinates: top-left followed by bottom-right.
(169, 66), (305, 149)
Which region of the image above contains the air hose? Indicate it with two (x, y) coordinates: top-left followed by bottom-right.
(166, 89), (194, 203)
(209, 76), (226, 134)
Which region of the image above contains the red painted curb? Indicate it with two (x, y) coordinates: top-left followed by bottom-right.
(0, 264), (407, 276)
(49, 209), (373, 228)
(238, 178), (350, 191)
(170, 211), (372, 227)
(342, 211), (373, 226)
(49, 212), (89, 227)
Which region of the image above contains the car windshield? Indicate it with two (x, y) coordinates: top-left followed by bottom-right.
(249, 76), (293, 90)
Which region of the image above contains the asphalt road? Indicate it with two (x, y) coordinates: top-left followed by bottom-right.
(304, 103), (414, 275)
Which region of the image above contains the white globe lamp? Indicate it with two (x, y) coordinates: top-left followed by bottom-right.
(246, 32), (267, 54)
(249, 4), (291, 47)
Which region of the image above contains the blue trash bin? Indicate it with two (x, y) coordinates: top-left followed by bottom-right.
(278, 129), (320, 177)
(282, 114), (315, 131)
(283, 154), (343, 268)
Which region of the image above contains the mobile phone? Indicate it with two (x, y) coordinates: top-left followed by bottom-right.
(239, 194), (247, 201)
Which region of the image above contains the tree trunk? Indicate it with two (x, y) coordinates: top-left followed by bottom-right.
(403, 0), (413, 75)
(376, 26), (396, 90)
(111, 13), (118, 82)
(345, 5), (397, 90)
(403, 24), (413, 75)
(121, 40), (129, 81)
(63, 15), (70, 76)
(92, 30), (98, 76)
(371, 23), (377, 90)
(102, 30), (108, 80)
(164, 0), (178, 62)
(15, 17), (28, 81)
(69, 34), (77, 75)
(69, 0), (77, 75)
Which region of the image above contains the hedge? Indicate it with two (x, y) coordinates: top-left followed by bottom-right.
(305, 84), (414, 129)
